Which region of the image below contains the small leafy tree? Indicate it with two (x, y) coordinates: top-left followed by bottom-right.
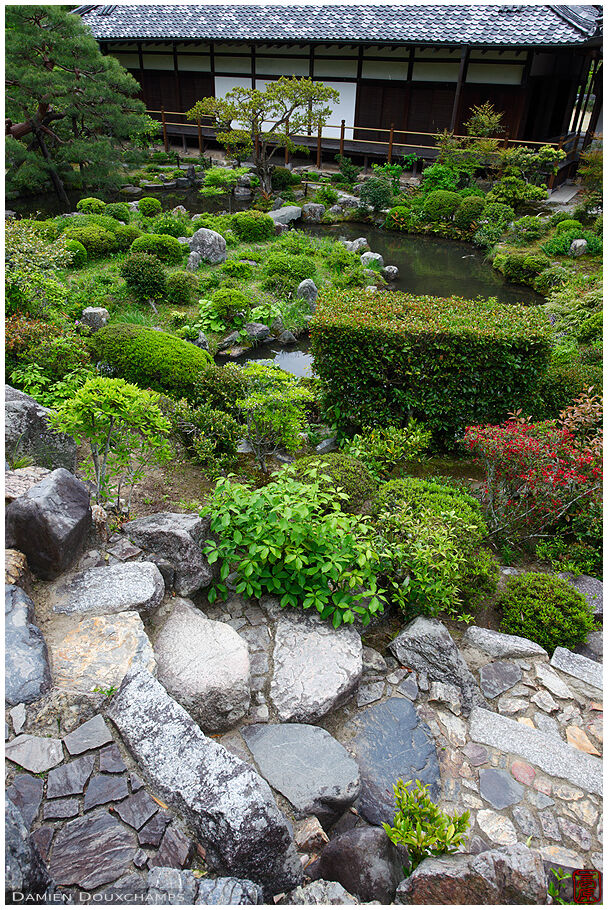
(6, 219), (73, 316)
(464, 102), (504, 137)
(49, 376), (172, 512)
(383, 779), (470, 873)
(187, 77), (340, 194)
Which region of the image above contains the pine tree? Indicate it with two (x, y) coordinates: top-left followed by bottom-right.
(6, 5), (155, 202)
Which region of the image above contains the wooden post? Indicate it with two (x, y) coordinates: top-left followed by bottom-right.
(340, 119), (345, 157)
(161, 107), (169, 153)
(197, 119), (203, 155)
(285, 119), (290, 166)
(316, 120), (322, 169)
(388, 123), (394, 164)
(503, 130), (510, 149)
(548, 135), (565, 191)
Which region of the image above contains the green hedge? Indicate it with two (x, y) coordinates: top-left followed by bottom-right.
(130, 233), (184, 264)
(89, 323), (212, 399)
(311, 289), (551, 439)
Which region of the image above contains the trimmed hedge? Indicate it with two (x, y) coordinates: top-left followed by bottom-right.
(231, 210), (275, 242)
(76, 196), (106, 214)
(64, 224), (115, 258)
(311, 288), (551, 439)
(138, 196), (162, 217)
(65, 239), (87, 268)
(105, 202), (131, 223)
(454, 196), (485, 231)
(422, 190), (461, 223)
(130, 233), (184, 264)
(89, 323), (212, 399)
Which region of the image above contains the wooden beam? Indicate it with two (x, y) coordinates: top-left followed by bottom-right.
(450, 46), (469, 132)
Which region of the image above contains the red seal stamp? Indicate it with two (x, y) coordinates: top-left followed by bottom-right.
(573, 869), (602, 904)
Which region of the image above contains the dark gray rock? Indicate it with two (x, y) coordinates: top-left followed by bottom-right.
(381, 265), (399, 281)
(574, 630), (603, 663)
(138, 810), (172, 847)
(108, 669), (302, 897)
(148, 825), (192, 869)
(48, 809), (138, 890)
(280, 880), (358, 904)
(124, 512), (216, 596)
(241, 723), (360, 824)
(479, 661), (522, 699)
(479, 769), (524, 810)
(5, 386), (77, 471)
(315, 826), (406, 903)
(188, 227), (227, 263)
(5, 734), (63, 774)
(5, 585), (52, 705)
(269, 206), (302, 225)
(99, 743), (127, 774)
(244, 322), (271, 343)
(43, 798), (80, 820)
(343, 698), (440, 826)
(5, 469), (91, 580)
(278, 331), (297, 345)
(512, 806), (541, 838)
(84, 773), (129, 810)
(301, 203), (325, 223)
(6, 775), (43, 829)
(195, 876), (264, 904)
(389, 617), (486, 714)
(63, 714), (113, 755)
(5, 797), (53, 903)
(51, 562), (165, 617)
(398, 675), (419, 701)
(95, 872), (149, 904)
(31, 827), (53, 863)
(114, 790), (159, 830)
(47, 754), (95, 798)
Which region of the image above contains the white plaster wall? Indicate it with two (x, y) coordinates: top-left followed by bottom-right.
(254, 78), (356, 138)
(467, 64), (523, 85)
(215, 76), (253, 98)
(142, 54), (173, 70)
(177, 55), (211, 73)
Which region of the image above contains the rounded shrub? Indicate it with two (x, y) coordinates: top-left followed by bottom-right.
(193, 362), (249, 412)
(113, 223), (142, 251)
(76, 196), (106, 215)
(422, 190), (461, 223)
(359, 177), (393, 212)
(510, 215), (547, 244)
(313, 185), (339, 206)
(533, 358), (602, 418)
(138, 196), (162, 217)
(454, 196), (485, 231)
(271, 166), (301, 190)
(554, 219), (584, 235)
(385, 205), (412, 232)
(291, 453), (377, 511)
(223, 259), (254, 279)
(104, 202), (130, 223)
(493, 251), (550, 284)
(231, 210), (275, 242)
(130, 232), (184, 264)
(262, 252), (316, 293)
(165, 270), (198, 306)
(149, 213), (192, 238)
(575, 312), (603, 344)
(65, 238), (87, 268)
(120, 252), (166, 301)
(211, 287), (251, 317)
(481, 202), (515, 227)
(89, 323), (211, 399)
(64, 224), (116, 258)
(499, 572), (594, 654)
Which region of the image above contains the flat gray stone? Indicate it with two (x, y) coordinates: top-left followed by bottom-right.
(480, 661), (522, 699)
(479, 769), (524, 809)
(10, 704), (27, 735)
(241, 723), (360, 824)
(5, 585), (52, 706)
(6, 796), (53, 900)
(99, 743), (127, 774)
(195, 876), (264, 904)
(146, 867), (198, 905)
(84, 773), (129, 810)
(148, 825), (191, 869)
(108, 669), (302, 898)
(48, 809), (138, 890)
(138, 810), (172, 847)
(270, 612), (362, 723)
(343, 697), (440, 825)
(280, 880), (358, 904)
(469, 708), (602, 796)
(550, 647), (602, 690)
(357, 681), (384, 706)
(398, 675), (419, 700)
(6, 774), (43, 829)
(462, 626), (548, 659)
(63, 714), (112, 755)
(47, 754), (95, 798)
(114, 790), (159, 830)
(43, 798), (80, 820)
(6, 734), (63, 773)
(512, 806), (541, 838)
(51, 562), (164, 617)
(269, 206), (301, 225)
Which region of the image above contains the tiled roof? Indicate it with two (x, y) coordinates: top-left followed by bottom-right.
(75, 4), (601, 46)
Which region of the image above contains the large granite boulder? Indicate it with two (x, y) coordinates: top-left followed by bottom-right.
(80, 307), (109, 332)
(297, 279), (318, 308)
(395, 844), (547, 904)
(5, 798), (53, 903)
(269, 206), (302, 225)
(315, 827), (406, 903)
(154, 598), (250, 732)
(5, 467), (51, 504)
(108, 670), (302, 897)
(124, 512), (216, 596)
(242, 724), (360, 824)
(461, 626), (547, 659)
(5, 469), (91, 580)
(301, 203), (325, 223)
(5, 386), (77, 471)
(5, 585), (51, 706)
(360, 251), (384, 269)
(187, 228), (227, 263)
(269, 612), (362, 722)
(389, 617), (486, 715)
(51, 562), (165, 617)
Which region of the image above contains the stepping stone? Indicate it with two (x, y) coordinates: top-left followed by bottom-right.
(138, 810), (172, 847)
(480, 661), (522, 698)
(5, 734), (63, 773)
(108, 669), (302, 898)
(398, 675), (419, 700)
(99, 743), (127, 774)
(479, 769), (524, 809)
(550, 647), (603, 691)
(241, 724), (360, 823)
(154, 597), (250, 732)
(147, 825), (192, 869)
(43, 798), (79, 820)
(270, 613), (362, 723)
(535, 663), (574, 700)
(114, 790), (159, 830)
(6, 774), (43, 828)
(84, 773), (129, 810)
(63, 715), (112, 755)
(469, 708), (602, 795)
(357, 681), (384, 707)
(130, 772), (144, 792)
(51, 562), (164, 617)
(52, 612), (155, 694)
(462, 626), (547, 659)
(48, 809), (138, 890)
(343, 697), (440, 826)
(47, 754), (95, 798)
(5, 585), (52, 706)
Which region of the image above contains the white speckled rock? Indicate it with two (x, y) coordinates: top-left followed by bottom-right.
(270, 612), (362, 722)
(462, 626), (548, 659)
(51, 562), (164, 617)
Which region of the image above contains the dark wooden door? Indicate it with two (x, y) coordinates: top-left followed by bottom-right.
(456, 84), (526, 138)
(355, 82), (408, 142)
(407, 85), (455, 138)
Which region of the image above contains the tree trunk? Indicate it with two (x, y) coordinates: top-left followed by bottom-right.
(34, 126), (70, 207)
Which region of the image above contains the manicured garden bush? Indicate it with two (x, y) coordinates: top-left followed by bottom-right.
(130, 232), (184, 264)
(165, 270), (198, 306)
(148, 213), (192, 238)
(535, 358), (602, 417)
(359, 177), (393, 212)
(262, 251), (316, 294)
(271, 166), (301, 190)
(120, 252), (166, 301)
(223, 259), (254, 279)
(542, 228), (602, 257)
(113, 224), (142, 251)
(169, 398), (241, 472)
(422, 190), (461, 223)
(192, 362), (249, 412)
(499, 573), (595, 654)
(311, 288), (551, 440)
(554, 218), (584, 235)
(105, 202), (131, 223)
(313, 185), (339, 206)
(90, 323), (212, 399)
(492, 251), (551, 284)
(64, 224), (116, 258)
(385, 206), (412, 232)
(576, 311), (602, 344)
(138, 196), (162, 217)
(231, 210), (275, 242)
(65, 238), (87, 268)
(454, 196), (485, 231)
(211, 287), (251, 317)
(291, 452), (377, 511)
(420, 163), (458, 194)
(481, 202), (515, 227)
(509, 215), (547, 244)
(76, 196), (106, 215)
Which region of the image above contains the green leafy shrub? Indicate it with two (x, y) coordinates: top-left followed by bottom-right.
(169, 398), (241, 472)
(509, 215), (548, 244)
(359, 177), (393, 212)
(223, 259), (254, 279)
(421, 163), (458, 194)
(148, 213), (192, 238)
(592, 214), (603, 235)
(542, 229), (602, 257)
(454, 196), (485, 231)
(422, 190), (461, 223)
(493, 251), (551, 284)
(343, 421), (431, 482)
(201, 472), (384, 627)
(120, 252), (166, 301)
(576, 312), (602, 344)
(105, 202), (131, 223)
(535, 358), (602, 418)
(230, 209), (275, 242)
(76, 197), (106, 215)
(550, 211), (573, 227)
(193, 362), (249, 412)
(486, 176), (547, 209)
(64, 224), (115, 258)
(271, 166), (301, 190)
(130, 233), (184, 264)
(385, 206), (412, 232)
(165, 270), (198, 306)
(65, 238), (87, 268)
(336, 154), (360, 184)
(499, 572), (595, 654)
(554, 218), (584, 235)
(211, 287), (251, 318)
(383, 780), (469, 874)
(481, 202), (515, 227)
(313, 185), (339, 206)
(275, 230), (315, 256)
(90, 322), (211, 399)
(533, 264), (572, 295)
(262, 252), (316, 294)
(138, 196), (162, 217)
(113, 224), (142, 251)
(311, 288), (551, 440)
(290, 453), (377, 511)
